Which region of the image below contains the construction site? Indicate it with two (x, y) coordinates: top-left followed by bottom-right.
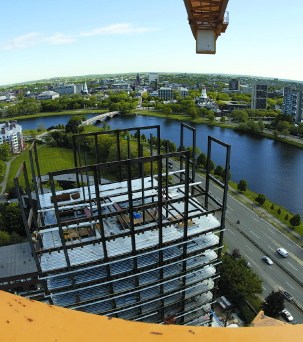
(14, 123), (230, 326)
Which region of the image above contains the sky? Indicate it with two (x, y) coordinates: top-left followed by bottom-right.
(1, 0), (303, 86)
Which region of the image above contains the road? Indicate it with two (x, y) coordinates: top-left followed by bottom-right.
(170, 159), (303, 323)
(207, 176), (303, 324)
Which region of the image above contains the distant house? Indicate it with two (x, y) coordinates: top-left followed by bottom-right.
(37, 90), (60, 100)
(0, 121), (24, 153)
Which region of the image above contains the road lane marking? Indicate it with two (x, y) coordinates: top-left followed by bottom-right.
(262, 285), (267, 291)
(285, 282), (294, 290)
(246, 245), (253, 252)
(229, 229), (236, 236)
(252, 217), (259, 222)
(286, 262), (298, 271)
(246, 256), (261, 269)
(227, 205), (233, 211)
(250, 231), (260, 239)
(268, 246), (275, 252)
(267, 227), (276, 234)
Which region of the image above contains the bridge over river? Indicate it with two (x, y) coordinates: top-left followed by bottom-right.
(81, 111), (119, 125)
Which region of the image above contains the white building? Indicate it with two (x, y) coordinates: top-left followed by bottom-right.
(0, 121), (24, 153)
(158, 87), (174, 100)
(179, 87), (189, 98)
(52, 84), (76, 95)
(37, 91), (60, 101)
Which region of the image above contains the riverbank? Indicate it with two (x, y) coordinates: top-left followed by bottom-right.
(0, 108), (106, 123)
(3, 108), (303, 149)
(132, 110), (303, 149)
(3, 109), (303, 231)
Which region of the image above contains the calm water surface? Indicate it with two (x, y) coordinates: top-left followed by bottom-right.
(18, 114), (303, 216)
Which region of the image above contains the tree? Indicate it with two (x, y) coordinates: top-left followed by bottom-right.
(0, 142), (10, 160)
(0, 231), (10, 245)
(263, 291), (284, 318)
(289, 214), (301, 227)
(214, 165), (224, 178)
(273, 130), (280, 139)
(207, 112), (215, 122)
(65, 115), (85, 134)
(1, 203), (25, 235)
(255, 193), (266, 206)
(187, 106), (198, 118)
(230, 109), (249, 123)
(231, 249), (241, 259)
(0, 159), (5, 178)
(206, 158), (215, 172)
(277, 208), (282, 215)
(218, 254), (262, 301)
(237, 179), (248, 192)
(196, 153), (206, 168)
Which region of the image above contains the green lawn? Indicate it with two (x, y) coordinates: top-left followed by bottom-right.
(8, 145), (76, 187)
(0, 162), (6, 183)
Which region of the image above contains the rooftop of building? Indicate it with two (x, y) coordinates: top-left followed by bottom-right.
(0, 242), (37, 278)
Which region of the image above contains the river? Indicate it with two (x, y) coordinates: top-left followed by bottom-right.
(17, 113), (303, 216)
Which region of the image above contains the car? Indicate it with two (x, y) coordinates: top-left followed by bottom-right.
(283, 291), (293, 302)
(262, 256), (274, 265)
(281, 309), (293, 322)
(277, 247), (288, 257)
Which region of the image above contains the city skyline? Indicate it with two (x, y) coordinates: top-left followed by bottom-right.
(1, 0), (303, 86)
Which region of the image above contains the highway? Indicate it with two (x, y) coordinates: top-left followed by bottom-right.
(170, 160), (303, 323)
(206, 175), (303, 324)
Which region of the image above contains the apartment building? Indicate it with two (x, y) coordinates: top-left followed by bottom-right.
(251, 84), (268, 110)
(282, 87), (303, 122)
(0, 121), (24, 153)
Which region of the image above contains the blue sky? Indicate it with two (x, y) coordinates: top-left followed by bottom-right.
(1, 0), (303, 86)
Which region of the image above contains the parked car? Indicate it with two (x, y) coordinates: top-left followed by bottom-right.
(281, 309), (293, 322)
(283, 291), (293, 302)
(277, 247), (288, 257)
(262, 256), (274, 265)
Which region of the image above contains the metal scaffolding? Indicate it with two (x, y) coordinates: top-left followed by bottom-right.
(15, 123), (230, 326)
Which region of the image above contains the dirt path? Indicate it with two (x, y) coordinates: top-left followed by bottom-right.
(0, 156), (18, 202)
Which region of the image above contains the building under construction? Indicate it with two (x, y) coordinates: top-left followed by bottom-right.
(15, 123), (230, 326)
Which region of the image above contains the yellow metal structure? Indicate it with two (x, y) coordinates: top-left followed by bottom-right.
(184, 0), (229, 53)
(0, 291), (302, 341)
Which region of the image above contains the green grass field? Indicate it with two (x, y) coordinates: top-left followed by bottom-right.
(8, 145), (76, 187)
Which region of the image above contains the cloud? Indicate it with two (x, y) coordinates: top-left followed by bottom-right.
(81, 23), (159, 37)
(1, 23), (159, 50)
(3, 32), (43, 50)
(44, 33), (76, 45)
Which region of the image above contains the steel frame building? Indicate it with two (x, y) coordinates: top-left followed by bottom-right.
(15, 123), (230, 326)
